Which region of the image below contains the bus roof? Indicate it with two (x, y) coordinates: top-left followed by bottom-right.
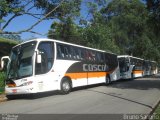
(14, 38), (117, 55)
(118, 55), (144, 60)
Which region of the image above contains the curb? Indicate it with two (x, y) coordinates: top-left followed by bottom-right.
(147, 97), (160, 120)
(0, 94), (7, 102)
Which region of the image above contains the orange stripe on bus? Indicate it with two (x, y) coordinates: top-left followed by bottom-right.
(88, 72), (107, 78)
(132, 70), (143, 74)
(65, 73), (87, 79)
(65, 72), (109, 80)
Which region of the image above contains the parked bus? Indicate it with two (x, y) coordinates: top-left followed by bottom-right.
(118, 55), (144, 79)
(143, 60), (158, 76)
(143, 60), (152, 76)
(150, 61), (158, 75)
(1, 38), (121, 98)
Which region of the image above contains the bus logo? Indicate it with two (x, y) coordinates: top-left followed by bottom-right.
(83, 64), (108, 72)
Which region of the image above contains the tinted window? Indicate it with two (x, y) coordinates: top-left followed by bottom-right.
(35, 42), (54, 75)
(57, 44), (72, 59)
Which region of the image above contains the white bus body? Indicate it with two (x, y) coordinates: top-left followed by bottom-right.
(118, 55), (144, 79)
(150, 61), (158, 75)
(143, 60), (152, 76)
(4, 38), (121, 96)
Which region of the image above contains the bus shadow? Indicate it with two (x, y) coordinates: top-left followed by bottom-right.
(7, 91), (60, 100)
(7, 85), (104, 100)
(109, 77), (160, 90)
(72, 84), (104, 92)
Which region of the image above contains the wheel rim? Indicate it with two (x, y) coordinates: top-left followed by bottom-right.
(62, 81), (70, 92)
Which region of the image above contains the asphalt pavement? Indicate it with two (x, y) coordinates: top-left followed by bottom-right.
(0, 75), (160, 120)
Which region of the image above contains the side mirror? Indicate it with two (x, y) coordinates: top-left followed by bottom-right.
(0, 56), (10, 70)
(36, 51), (42, 63)
(37, 54), (42, 63)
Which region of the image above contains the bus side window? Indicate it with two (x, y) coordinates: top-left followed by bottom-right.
(91, 51), (96, 61)
(64, 46), (71, 59)
(96, 52), (103, 62)
(64, 47), (68, 58)
(76, 49), (80, 59)
(100, 53), (105, 63)
(57, 45), (62, 58)
(57, 44), (65, 59)
(85, 50), (95, 61)
(80, 49), (85, 60)
(71, 46), (77, 60)
(85, 50), (91, 61)
(71, 47), (82, 60)
(89, 51), (92, 61)
(78, 48), (84, 60)
(36, 42), (54, 75)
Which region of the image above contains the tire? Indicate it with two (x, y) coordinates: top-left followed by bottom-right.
(60, 78), (71, 94)
(131, 73), (134, 80)
(105, 76), (111, 85)
(6, 95), (17, 100)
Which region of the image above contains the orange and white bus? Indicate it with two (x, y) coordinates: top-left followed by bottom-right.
(144, 60), (158, 76)
(143, 60), (151, 76)
(118, 55), (144, 79)
(1, 38), (121, 98)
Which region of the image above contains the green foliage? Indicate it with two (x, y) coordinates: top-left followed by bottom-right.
(0, 37), (19, 44)
(0, 72), (6, 93)
(48, 17), (83, 44)
(0, 0), (81, 35)
(0, 37), (18, 58)
(0, 34), (21, 41)
(0, 0), (23, 21)
(97, 0), (160, 61)
(83, 23), (120, 54)
(47, 0), (160, 59)
(101, 0), (147, 53)
(48, 2), (120, 54)
(145, 0), (160, 62)
(35, 0), (81, 20)
(1, 0), (159, 62)
(154, 104), (160, 120)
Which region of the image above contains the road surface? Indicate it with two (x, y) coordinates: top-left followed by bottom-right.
(0, 75), (160, 120)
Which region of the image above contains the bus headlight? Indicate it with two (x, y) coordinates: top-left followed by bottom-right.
(19, 81), (33, 86)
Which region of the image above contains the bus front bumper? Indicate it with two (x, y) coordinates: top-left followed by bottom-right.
(5, 86), (37, 95)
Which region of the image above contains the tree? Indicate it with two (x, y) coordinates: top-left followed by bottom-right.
(48, 1), (120, 54)
(47, 0), (160, 61)
(0, 34), (21, 41)
(0, 0), (81, 35)
(146, 0), (160, 49)
(83, 23), (120, 54)
(81, 11), (120, 54)
(100, 0), (158, 57)
(48, 17), (83, 44)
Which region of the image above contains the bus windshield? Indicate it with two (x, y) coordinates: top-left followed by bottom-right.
(7, 41), (37, 80)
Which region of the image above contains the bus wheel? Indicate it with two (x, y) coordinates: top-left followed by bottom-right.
(105, 76), (111, 85)
(131, 73), (134, 80)
(60, 78), (71, 94)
